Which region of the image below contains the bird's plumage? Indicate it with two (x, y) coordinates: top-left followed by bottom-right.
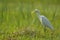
(39, 15), (54, 30)
(33, 9), (54, 31)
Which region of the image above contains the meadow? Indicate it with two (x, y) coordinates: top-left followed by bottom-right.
(0, 0), (60, 40)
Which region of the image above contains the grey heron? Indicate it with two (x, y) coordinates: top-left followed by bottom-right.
(31, 9), (54, 34)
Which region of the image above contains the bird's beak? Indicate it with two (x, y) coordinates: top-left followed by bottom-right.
(31, 11), (35, 18)
(31, 11), (35, 14)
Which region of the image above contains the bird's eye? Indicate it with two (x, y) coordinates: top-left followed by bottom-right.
(35, 11), (38, 12)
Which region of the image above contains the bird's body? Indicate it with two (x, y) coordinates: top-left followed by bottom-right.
(38, 15), (54, 31)
(32, 9), (54, 31)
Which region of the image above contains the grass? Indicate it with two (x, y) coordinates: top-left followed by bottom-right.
(0, 0), (60, 40)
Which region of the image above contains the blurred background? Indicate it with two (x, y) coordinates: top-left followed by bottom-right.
(0, 0), (60, 40)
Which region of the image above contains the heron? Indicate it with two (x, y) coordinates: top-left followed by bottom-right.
(31, 9), (54, 35)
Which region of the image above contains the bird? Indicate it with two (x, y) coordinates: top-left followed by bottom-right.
(31, 9), (54, 34)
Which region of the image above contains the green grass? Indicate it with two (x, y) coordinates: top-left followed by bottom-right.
(0, 0), (60, 40)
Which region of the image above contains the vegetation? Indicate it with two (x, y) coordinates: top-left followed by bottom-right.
(0, 0), (60, 40)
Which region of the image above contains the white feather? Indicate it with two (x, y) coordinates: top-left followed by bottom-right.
(34, 9), (54, 31)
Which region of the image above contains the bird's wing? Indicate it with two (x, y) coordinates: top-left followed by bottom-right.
(41, 16), (54, 30)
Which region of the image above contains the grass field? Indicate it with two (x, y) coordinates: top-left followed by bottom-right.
(0, 0), (60, 40)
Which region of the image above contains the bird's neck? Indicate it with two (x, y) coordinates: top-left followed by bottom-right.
(36, 13), (40, 18)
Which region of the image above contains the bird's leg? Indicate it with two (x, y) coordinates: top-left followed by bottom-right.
(44, 26), (46, 39)
(44, 26), (46, 34)
(44, 28), (46, 33)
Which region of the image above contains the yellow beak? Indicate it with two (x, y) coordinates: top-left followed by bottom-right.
(31, 11), (35, 18)
(31, 11), (35, 14)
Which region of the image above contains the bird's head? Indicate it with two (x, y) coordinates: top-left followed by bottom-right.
(31, 9), (40, 18)
(31, 9), (40, 14)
